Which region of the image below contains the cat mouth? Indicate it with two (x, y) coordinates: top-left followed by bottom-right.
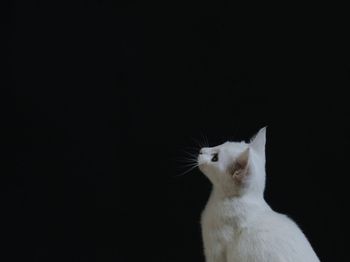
(197, 155), (209, 169)
(197, 155), (206, 165)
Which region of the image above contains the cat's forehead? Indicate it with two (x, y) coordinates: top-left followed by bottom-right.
(215, 141), (248, 152)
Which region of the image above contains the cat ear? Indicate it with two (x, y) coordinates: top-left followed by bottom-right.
(231, 148), (250, 183)
(250, 127), (266, 155)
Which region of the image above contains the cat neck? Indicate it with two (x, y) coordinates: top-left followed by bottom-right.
(210, 186), (271, 219)
(212, 185), (267, 203)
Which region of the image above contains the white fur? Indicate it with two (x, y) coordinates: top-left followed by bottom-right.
(198, 127), (320, 262)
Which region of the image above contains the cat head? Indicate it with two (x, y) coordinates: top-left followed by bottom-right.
(197, 127), (267, 197)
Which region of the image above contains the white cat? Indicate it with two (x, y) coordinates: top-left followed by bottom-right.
(198, 127), (320, 262)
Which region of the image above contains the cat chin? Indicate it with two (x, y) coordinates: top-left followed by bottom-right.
(198, 163), (210, 175)
(198, 165), (218, 180)
(198, 163), (206, 172)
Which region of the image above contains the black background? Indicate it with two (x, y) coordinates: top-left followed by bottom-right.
(10, 1), (349, 261)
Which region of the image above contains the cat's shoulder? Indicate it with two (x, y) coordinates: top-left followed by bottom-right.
(249, 209), (301, 233)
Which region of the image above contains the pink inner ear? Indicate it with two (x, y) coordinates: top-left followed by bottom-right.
(232, 165), (250, 184)
(237, 148), (249, 168)
(232, 148), (250, 183)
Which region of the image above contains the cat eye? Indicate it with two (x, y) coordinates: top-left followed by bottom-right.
(211, 153), (218, 162)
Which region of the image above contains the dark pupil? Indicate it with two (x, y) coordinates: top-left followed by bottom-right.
(211, 153), (218, 162)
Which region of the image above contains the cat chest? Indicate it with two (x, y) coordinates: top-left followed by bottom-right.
(201, 204), (238, 244)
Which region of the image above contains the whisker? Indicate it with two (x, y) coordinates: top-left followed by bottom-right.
(178, 147), (199, 155)
(182, 146), (201, 151)
(204, 134), (209, 147)
(175, 159), (198, 165)
(177, 162), (199, 168)
(198, 132), (210, 148)
(180, 149), (198, 155)
(191, 137), (205, 149)
(174, 164), (199, 178)
(174, 156), (197, 161)
(173, 140), (202, 178)
(200, 132), (209, 148)
(181, 154), (198, 160)
(174, 152), (198, 160)
(199, 133), (205, 147)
